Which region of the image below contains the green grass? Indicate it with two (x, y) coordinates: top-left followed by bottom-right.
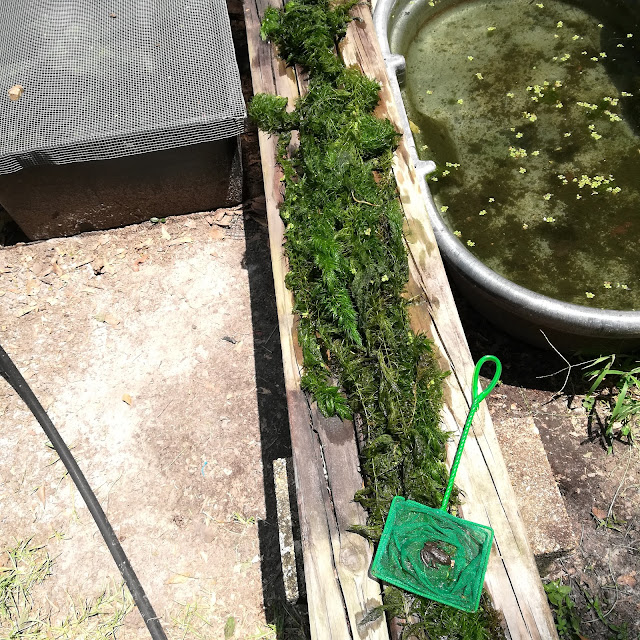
(170, 599), (216, 639)
(169, 598), (309, 640)
(0, 539), (132, 640)
(583, 354), (640, 452)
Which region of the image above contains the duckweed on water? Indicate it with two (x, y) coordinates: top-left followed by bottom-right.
(250, 0), (503, 636)
(401, 0), (640, 310)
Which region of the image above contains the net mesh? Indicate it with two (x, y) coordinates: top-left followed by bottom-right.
(371, 496), (493, 612)
(0, 0), (246, 175)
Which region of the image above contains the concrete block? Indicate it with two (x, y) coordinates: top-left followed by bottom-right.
(493, 415), (577, 567)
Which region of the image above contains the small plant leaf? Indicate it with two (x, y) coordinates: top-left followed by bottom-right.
(611, 378), (630, 421)
(224, 616), (236, 638)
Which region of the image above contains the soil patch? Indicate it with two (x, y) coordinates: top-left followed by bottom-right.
(458, 292), (640, 639)
(0, 209), (292, 639)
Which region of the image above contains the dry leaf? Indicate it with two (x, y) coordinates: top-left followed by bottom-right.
(161, 226), (171, 240)
(591, 506), (607, 520)
(214, 213), (234, 228)
(36, 485), (46, 505)
(168, 236), (193, 246)
(51, 258), (64, 276)
(16, 305), (37, 317)
(92, 259), (105, 275)
(95, 311), (120, 326)
(209, 226), (225, 241)
(29, 260), (47, 277)
(8, 84), (24, 101)
(132, 254), (148, 272)
(26, 279), (39, 295)
(104, 312), (120, 326)
(617, 573), (637, 587)
(166, 573), (192, 585)
(122, 394), (132, 406)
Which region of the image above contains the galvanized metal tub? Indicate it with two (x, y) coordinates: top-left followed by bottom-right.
(373, 0), (640, 352)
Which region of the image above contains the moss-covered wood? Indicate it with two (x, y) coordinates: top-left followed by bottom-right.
(250, 0), (504, 636)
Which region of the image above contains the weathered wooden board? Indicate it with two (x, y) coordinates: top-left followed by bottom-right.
(243, 0), (559, 636)
(340, 6), (558, 639)
(242, 0), (390, 638)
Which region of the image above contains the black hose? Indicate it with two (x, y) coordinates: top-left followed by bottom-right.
(0, 343), (168, 640)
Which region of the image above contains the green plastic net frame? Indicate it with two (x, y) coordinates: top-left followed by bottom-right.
(370, 355), (502, 613)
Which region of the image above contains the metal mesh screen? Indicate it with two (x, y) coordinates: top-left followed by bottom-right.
(0, 0), (246, 175)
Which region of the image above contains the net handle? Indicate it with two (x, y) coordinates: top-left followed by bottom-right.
(440, 355), (502, 511)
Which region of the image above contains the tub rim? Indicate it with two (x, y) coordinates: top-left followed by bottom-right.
(372, 0), (640, 341)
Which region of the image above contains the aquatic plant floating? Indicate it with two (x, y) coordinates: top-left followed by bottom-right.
(371, 356), (502, 612)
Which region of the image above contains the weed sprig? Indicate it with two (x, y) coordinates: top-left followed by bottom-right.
(0, 539), (132, 639)
(250, 0), (503, 636)
(583, 355), (640, 452)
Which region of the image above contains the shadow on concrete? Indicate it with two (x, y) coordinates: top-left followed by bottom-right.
(242, 216), (310, 637)
(451, 281), (594, 397)
(229, 0), (310, 633)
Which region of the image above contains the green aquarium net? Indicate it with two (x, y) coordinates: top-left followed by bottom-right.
(371, 355), (501, 613)
(371, 496), (493, 612)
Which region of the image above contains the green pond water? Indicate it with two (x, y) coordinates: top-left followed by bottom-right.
(402, 0), (640, 309)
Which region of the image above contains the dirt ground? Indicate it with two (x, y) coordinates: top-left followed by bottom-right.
(459, 295), (640, 639)
(0, 4), (306, 639)
(0, 203), (297, 639)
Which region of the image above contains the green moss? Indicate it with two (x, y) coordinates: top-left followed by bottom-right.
(259, 0), (358, 74)
(250, 1), (505, 637)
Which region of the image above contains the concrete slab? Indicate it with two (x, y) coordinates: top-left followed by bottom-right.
(492, 412), (577, 565)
